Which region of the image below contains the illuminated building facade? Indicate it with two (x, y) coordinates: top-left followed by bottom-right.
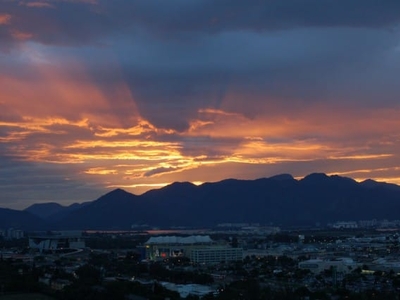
(144, 235), (243, 264)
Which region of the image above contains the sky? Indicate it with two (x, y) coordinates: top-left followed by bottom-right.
(1, 0), (400, 209)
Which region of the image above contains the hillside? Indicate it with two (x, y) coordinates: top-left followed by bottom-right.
(48, 173), (400, 229)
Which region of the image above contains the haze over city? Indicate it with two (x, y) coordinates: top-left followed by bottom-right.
(1, 0), (400, 209)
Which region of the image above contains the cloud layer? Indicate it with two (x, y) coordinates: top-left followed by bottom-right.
(1, 0), (400, 208)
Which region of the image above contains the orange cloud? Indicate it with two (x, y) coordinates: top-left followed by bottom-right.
(84, 167), (118, 175)
(189, 104), (400, 143)
(11, 30), (33, 40)
(22, 2), (55, 8)
(0, 45), (140, 127)
(1, 43), (400, 199)
(0, 14), (11, 25)
(2, 94), (400, 196)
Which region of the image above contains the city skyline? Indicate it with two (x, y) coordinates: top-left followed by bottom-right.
(1, 0), (400, 208)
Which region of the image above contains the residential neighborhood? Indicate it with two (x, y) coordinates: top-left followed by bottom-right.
(2, 223), (400, 299)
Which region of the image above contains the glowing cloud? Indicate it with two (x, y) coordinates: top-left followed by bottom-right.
(0, 14), (11, 25)
(23, 2), (55, 9)
(11, 30), (33, 40)
(1, 0), (400, 208)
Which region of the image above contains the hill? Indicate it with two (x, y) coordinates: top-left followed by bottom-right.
(50, 173), (400, 229)
(24, 202), (66, 219)
(0, 208), (48, 230)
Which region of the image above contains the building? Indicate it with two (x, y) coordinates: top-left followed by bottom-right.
(29, 231), (85, 252)
(298, 257), (359, 274)
(144, 235), (214, 260)
(144, 235), (243, 264)
(190, 246), (243, 264)
(369, 258), (400, 272)
(3, 228), (24, 240)
(331, 221), (358, 229)
(160, 282), (218, 298)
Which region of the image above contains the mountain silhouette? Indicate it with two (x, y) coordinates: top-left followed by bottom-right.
(0, 208), (48, 230)
(5, 173), (400, 230)
(49, 173), (400, 229)
(25, 202), (66, 219)
(25, 201), (91, 222)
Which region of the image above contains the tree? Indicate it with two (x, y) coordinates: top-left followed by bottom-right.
(75, 264), (102, 285)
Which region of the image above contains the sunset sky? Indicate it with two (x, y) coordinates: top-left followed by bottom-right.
(1, 0), (400, 209)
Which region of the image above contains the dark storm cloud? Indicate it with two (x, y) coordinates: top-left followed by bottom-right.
(0, 0), (109, 46)
(2, 1), (399, 123)
(2, 0), (400, 208)
(115, 26), (399, 129)
(0, 155), (107, 208)
(1, 0), (400, 48)
(113, 0), (400, 35)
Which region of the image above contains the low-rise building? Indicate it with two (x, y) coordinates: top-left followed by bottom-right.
(29, 231), (85, 252)
(298, 257), (359, 274)
(190, 246), (243, 264)
(144, 235), (243, 264)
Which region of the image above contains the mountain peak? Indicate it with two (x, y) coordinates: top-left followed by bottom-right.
(269, 174), (295, 181)
(163, 181), (197, 192)
(301, 173), (329, 182)
(360, 179), (379, 188)
(112, 188), (127, 192)
(105, 188), (133, 196)
(24, 202), (66, 219)
(94, 188), (137, 205)
(171, 181), (195, 186)
(165, 181), (197, 189)
(7, 173), (400, 230)
(359, 179), (400, 191)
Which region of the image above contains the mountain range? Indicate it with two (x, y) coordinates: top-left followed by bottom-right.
(2, 173), (400, 230)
